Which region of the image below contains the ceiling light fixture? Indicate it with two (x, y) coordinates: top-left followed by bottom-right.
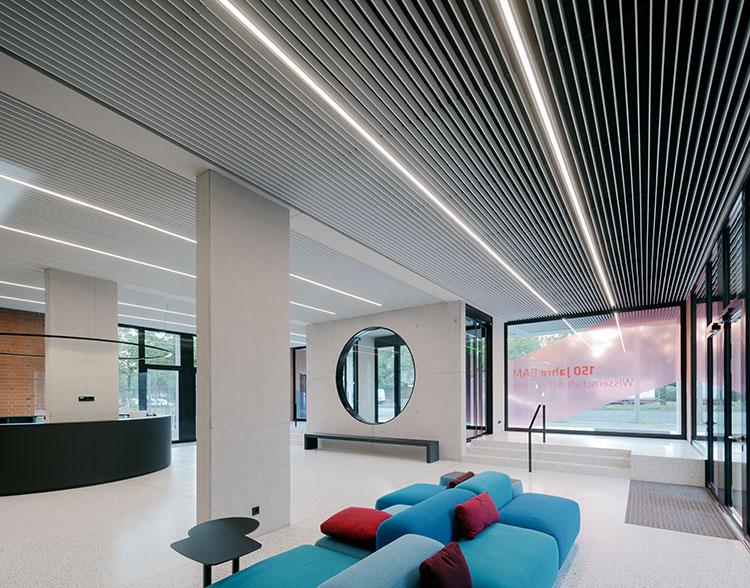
(119, 301), (196, 318)
(216, 0), (559, 316)
(0, 225), (196, 278)
(0, 174), (196, 244)
(118, 313), (196, 329)
(614, 313), (627, 353)
(0, 294), (44, 305)
(290, 331), (306, 337)
(290, 300), (336, 315)
(290, 339), (307, 346)
(495, 0), (616, 309)
(0, 280), (44, 291)
(289, 273), (381, 306)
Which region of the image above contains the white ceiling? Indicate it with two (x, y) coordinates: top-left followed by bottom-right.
(0, 91), (445, 342)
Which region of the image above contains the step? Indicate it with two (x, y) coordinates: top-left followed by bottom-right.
(469, 438), (632, 459)
(466, 445), (631, 468)
(462, 453), (631, 479)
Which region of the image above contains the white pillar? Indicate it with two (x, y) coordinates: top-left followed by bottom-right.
(196, 170), (291, 531)
(44, 268), (118, 422)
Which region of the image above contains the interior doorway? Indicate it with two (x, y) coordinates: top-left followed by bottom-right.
(466, 306), (492, 441)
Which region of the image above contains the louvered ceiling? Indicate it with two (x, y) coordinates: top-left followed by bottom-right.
(0, 91), (443, 339)
(1, 0), (749, 321)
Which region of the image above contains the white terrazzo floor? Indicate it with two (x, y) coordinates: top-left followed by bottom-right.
(1, 442), (748, 588)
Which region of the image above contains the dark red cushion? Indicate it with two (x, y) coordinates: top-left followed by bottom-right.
(447, 471), (475, 488)
(319, 507), (391, 550)
(419, 541), (472, 588)
(454, 492), (499, 540)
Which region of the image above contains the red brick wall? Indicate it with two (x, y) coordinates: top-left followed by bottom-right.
(0, 308), (45, 417)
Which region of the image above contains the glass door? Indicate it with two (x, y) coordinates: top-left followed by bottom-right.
(466, 306), (492, 440)
(728, 306), (747, 525)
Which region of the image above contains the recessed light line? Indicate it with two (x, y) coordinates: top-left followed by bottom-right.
(118, 301), (196, 318)
(216, 0), (559, 316)
(118, 313), (196, 329)
(290, 300), (336, 315)
(0, 225), (196, 278)
(0, 294), (44, 305)
(289, 273), (381, 306)
(0, 280), (44, 291)
(0, 174), (196, 244)
(496, 0), (616, 308)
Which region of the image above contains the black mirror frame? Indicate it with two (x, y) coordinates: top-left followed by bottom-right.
(335, 326), (415, 425)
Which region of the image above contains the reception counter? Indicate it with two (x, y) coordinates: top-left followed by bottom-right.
(0, 415), (172, 495)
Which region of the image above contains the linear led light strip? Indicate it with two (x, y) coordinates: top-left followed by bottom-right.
(290, 339), (306, 345)
(290, 273), (380, 306)
(290, 300), (335, 315)
(216, 0), (559, 317)
(118, 313), (196, 329)
(0, 174), (196, 244)
(290, 331), (306, 337)
(0, 280), (44, 291)
(495, 0), (616, 310)
(119, 301), (196, 318)
(0, 294), (44, 305)
(0, 225), (196, 278)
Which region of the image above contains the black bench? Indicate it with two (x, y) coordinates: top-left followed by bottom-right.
(304, 432), (439, 463)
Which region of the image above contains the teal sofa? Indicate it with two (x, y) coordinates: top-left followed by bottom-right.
(376, 488), (559, 588)
(211, 533), (442, 588)
(376, 471), (580, 567)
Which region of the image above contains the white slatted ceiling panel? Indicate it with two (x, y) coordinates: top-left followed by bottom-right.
(1, 1), (749, 321)
(0, 0), (594, 321)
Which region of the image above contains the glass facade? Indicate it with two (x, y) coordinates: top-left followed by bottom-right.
(507, 307), (683, 436)
(291, 347), (307, 421)
(691, 190), (748, 537)
(117, 325), (196, 442)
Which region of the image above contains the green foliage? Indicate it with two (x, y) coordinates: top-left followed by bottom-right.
(506, 333), (567, 361)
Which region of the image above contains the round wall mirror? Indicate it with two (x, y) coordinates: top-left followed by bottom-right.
(335, 327), (415, 424)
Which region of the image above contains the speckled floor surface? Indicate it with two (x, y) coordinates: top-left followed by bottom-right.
(1, 442), (748, 587)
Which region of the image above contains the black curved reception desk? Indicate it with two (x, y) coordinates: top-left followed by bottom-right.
(0, 415), (172, 495)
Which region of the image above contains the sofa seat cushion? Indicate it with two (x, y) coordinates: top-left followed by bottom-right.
(210, 545), (358, 588)
(315, 536), (373, 559)
(319, 534), (443, 588)
(459, 524), (559, 588)
(456, 471), (513, 510)
(375, 483), (444, 510)
(498, 493), (581, 566)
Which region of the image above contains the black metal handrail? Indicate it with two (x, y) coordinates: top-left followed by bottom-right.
(528, 403), (546, 472)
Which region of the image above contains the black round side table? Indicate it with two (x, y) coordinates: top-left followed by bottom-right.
(171, 517), (262, 586)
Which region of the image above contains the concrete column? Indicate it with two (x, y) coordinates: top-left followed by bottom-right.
(196, 170), (290, 531)
(44, 269), (118, 422)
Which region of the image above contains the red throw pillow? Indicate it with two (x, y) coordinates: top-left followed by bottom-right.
(447, 471), (475, 489)
(419, 541), (472, 588)
(454, 492), (499, 540)
(320, 507), (391, 550)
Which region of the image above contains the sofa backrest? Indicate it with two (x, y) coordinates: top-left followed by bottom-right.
(318, 534), (443, 588)
(455, 471), (513, 510)
(376, 488), (474, 549)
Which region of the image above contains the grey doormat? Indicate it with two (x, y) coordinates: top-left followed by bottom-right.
(625, 480), (737, 540)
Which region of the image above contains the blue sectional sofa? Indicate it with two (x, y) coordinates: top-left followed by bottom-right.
(211, 533), (443, 588)
(376, 470), (581, 567)
(377, 488), (559, 588)
(208, 470), (578, 587)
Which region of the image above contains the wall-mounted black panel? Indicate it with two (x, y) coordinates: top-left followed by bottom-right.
(0, 415), (172, 495)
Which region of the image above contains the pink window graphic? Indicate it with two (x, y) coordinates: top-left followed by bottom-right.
(507, 307), (682, 434)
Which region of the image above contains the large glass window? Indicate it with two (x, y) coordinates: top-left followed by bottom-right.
(117, 325), (196, 442)
(507, 306), (683, 436)
(291, 347), (307, 421)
